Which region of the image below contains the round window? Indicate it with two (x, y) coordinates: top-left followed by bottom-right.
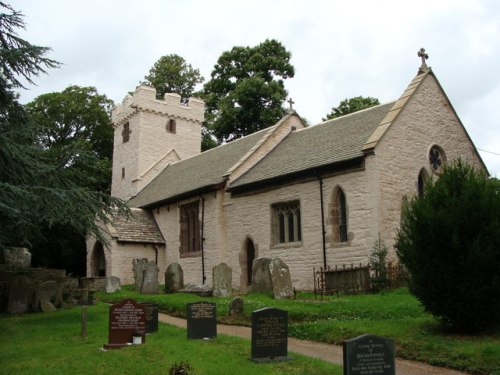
(429, 146), (445, 173)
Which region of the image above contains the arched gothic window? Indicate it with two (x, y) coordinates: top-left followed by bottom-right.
(417, 168), (429, 198)
(331, 187), (348, 243)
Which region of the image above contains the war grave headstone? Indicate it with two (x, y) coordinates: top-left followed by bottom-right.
(103, 299), (147, 349)
(343, 334), (395, 375)
(165, 262), (184, 293)
(212, 263), (232, 297)
(251, 307), (291, 362)
(140, 301), (159, 333)
(186, 301), (216, 339)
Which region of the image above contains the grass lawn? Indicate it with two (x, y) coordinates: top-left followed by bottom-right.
(0, 303), (342, 375)
(97, 287), (500, 375)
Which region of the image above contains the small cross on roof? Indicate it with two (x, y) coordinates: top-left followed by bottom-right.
(287, 97), (295, 112)
(417, 48), (429, 73)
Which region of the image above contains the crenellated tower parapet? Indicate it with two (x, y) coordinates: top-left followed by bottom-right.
(111, 85), (205, 201)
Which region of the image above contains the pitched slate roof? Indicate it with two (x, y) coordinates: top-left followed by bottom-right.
(228, 101), (395, 190)
(128, 126), (276, 208)
(111, 208), (165, 244)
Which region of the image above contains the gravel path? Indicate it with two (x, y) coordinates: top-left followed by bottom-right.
(158, 313), (469, 375)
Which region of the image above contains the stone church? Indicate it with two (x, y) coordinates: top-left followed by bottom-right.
(86, 55), (486, 290)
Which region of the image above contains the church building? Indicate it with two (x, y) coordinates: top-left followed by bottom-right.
(86, 53), (486, 290)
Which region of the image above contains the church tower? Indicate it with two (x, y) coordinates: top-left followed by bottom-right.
(111, 85), (205, 200)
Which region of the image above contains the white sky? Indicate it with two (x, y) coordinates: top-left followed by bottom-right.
(8, 0), (500, 177)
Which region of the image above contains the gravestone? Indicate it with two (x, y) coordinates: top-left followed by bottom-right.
(251, 258), (273, 293)
(343, 334), (395, 375)
(141, 262), (159, 294)
(40, 300), (57, 312)
(104, 299), (147, 349)
(105, 276), (121, 293)
(186, 301), (217, 339)
(165, 262), (183, 293)
(212, 263), (232, 297)
(1, 247), (31, 269)
(251, 307), (291, 362)
(269, 258), (293, 299)
(140, 302), (159, 333)
(229, 297), (244, 316)
(34, 280), (58, 310)
(132, 258), (148, 292)
(7, 275), (32, 314)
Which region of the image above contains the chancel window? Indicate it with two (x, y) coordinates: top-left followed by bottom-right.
(272, 201), (301, 245)
(180, 201), (200, 255)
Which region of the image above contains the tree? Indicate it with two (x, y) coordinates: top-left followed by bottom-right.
(395, 161), (500, 332)
(203, 39), (294, 144)
(0, 3), (127, 274)
(26, 85), (114, 192)
(143, 54), (204, 99)
(323, 96), (379, 121)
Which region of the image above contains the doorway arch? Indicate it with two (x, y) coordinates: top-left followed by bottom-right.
(239, 237), (257, 289)
(90, 241), (106, 277)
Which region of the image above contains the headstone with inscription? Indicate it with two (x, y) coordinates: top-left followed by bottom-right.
(251, 307), (291, 362)
(343, 334), (395, 375)
(269, 258), (293, 299)
(165, 262), (184, 293)
(212, 263), (232, 297)
(132, 258), (148, 292)
(140, 302), (159, 333)
(186, 301), (217, 339)
(141, 262), (159, 294)
(104, 299), (147, 349)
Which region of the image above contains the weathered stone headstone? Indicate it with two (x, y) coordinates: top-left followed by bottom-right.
(7, 275), (32, 314)
(269, 258), (293, 299)
(343, 334), (395, 375)
(34, 280), (58, 310)
(251, 258), (273, 293)
(212, 263), (232, 297)
(251, 307), (291, 362)
(140, 302), (159, 333)
(105, 276), (121, 293)
(141, 262), (159, 294)
(104, 299), (147, 349)
(132, 258), (148, 292)
(40, 300), (57, 312)
(186, 301), (217, 339)
(229, 297), (244, 316)
(165, 262), (183, 293)
(0, 247), (31, 269)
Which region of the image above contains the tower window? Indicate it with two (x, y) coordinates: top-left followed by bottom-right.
(166, 119), (176, 133)
(122, 122), (131, 143)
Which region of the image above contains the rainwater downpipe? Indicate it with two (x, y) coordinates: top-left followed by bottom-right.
(316, 173), (327, 269)
(200, 195), (206, 284)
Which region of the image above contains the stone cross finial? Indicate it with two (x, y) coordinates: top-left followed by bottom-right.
(417, 48), (429, 73)
(287, 97), (295, 112)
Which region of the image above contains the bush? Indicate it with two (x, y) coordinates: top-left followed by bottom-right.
(395, 160), (500, 332)
(369, 236), (389, 291)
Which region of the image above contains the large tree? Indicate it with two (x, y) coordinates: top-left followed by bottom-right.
(203, 39), (295, 144)
(26, 85), (114, 192)
(323, 96), (379, 121)
(395, 161), (500, 332)
(143, 54), (204, 99)
(0, 3), (126, 274)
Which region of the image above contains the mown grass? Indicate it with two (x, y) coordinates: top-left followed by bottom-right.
(97, 287), (500, 375)
(0, 303), (342, 375)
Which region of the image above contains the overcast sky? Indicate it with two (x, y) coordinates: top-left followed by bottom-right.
(8, 0), (500, 176)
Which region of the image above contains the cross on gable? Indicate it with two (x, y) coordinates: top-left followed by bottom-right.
(287, 98), (295, 112)
(417, 48), (429, 73)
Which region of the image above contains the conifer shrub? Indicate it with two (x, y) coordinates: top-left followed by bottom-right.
(395, 160), (500, 333)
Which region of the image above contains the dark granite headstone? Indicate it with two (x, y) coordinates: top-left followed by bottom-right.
(186, 301), (216, 339)
(140, 302), (159, 333)
(251, 307), (291, 362)
(343, 334), (395, 375)
(104, 299), (147, 349)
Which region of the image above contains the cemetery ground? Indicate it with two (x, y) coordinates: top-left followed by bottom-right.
(1, 288), (498, 374)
